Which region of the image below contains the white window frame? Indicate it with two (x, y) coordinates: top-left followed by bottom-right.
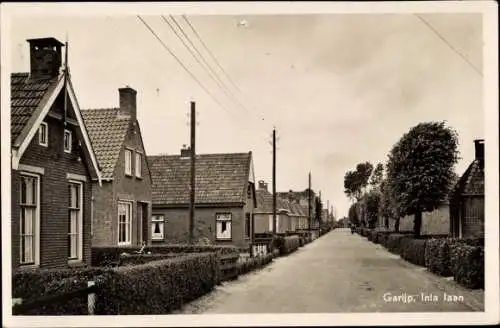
(19, 172), (41, 266)
(216, 213), (232, 240)
(118, 201), (133, 245)
(64, 129), (72, 153)
(68, 180), (84, 262)
(38, 122), (48, 147)
(124, 149), (132, 176)
(135, 152), (142, 178)
(151, 214), (165, 241)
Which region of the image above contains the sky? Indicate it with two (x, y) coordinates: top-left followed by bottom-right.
(7, 12), (484, 218)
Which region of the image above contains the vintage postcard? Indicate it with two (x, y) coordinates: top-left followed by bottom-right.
(1, 1), (498, 327)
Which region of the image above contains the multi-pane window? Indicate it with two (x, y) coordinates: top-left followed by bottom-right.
(151, 215), (165, 240)
(135, 152), (142, 178)
(20, 175), (38, 265)
(68, 182), (82, 260)
(38, 122), (48, 147)
(244, 213), (251, 238)
(216, 213), (232, 240)
(64, 129), (72, 153)
(124, 149), (132, 176)
(118, 202), (132, 245)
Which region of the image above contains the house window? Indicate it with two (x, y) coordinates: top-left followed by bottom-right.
(68, 182), (83, 260)
(216, 213), (232, 240)
(245, 213), (251, 238)
(135, 152), (142, 178)
(125, 149), (132, 176)
(64, 129), (72, 153)
(151, 215), (165, 240)
(20, 174), (39, 265)
(38, 122), (48, 147)
(118, 201), (132, 245)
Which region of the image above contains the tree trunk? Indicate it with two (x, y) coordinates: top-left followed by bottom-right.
(384, 218), (389, 230)
(394, 217), (400, 232)
(414, 210), (422, 238)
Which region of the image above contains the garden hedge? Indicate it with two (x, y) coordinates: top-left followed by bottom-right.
(96, 252), (218, 315)
(451, 244), (484, 289)
(279, 235), (301, 255)
(385, 233), (408, 254)
(400, 238), (427, 267)
(91, 244), (240, 267)
(238, 254), (273, 275)
(12, 266), (109, 315)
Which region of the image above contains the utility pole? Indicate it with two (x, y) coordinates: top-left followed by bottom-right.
(272, 127), (277, 235)
(189, 101), (196, 244)
(308, 171), (312, 230)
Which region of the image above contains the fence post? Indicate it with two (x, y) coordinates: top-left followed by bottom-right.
(87, 281), (96, 315)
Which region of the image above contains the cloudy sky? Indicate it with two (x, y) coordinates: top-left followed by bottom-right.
(7, 10), (484, 217)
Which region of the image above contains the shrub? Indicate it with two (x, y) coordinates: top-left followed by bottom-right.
(451, 244), (484, 289)
(280, 235), (300, 255)
(386, 233), (408, 254)
(238, 254), (273, 275)
(92, 244), (240, 267)
(97, 253), (218, 315)
(119, 253), (181, 266)
(12, 267), (109, 315)
(425, 237), (484, 278)
(400, 238), (427, 267)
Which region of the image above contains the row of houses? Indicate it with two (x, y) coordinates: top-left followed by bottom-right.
(10, 36), (333, 271)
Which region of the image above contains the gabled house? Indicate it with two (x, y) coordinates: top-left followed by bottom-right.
(148, 150), (257, 248)
(254, 181), (293, 234)
(10, 37), (101, 270)
(81, 87), (152, 247)
(277, 189), (317, 230)
(450, 139), (485, 239)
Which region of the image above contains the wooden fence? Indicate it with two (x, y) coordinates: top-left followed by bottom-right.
(12, 281), (97, 315)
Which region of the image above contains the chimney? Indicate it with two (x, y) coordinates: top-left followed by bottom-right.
(28, 37), (64, 80)
(258, 180), (268, 191)
(119, 87), (137, 121)
(474, 139), (484, 164)
(180, 145), (192, 158)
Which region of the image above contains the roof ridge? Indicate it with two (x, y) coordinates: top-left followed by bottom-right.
(81, 107), (120, 111)
(148, 152), (251, 158)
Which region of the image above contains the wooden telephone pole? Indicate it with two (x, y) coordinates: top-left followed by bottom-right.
(272, 128), (277, 234)
(308, 171), (312, 230)
(189, 101), (196, 244)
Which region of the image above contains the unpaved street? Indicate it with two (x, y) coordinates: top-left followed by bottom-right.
(176, 229), (484, 313)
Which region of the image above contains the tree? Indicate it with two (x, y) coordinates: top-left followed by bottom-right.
(369, 163), (384, 189)
(363, 190), (381, 229)
(348, 203), (359, 226)
(344, 162), (374, 201)
(386, 121), (459, 237)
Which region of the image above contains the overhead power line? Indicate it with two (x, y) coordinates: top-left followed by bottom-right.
(414, 13), (483, 77)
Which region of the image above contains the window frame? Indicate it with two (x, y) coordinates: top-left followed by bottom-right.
(151, 214), (165, 241)
(244, 213), (251, 239)
(63, 129), (72, 153)
(215, 213), (232, 240)
(117, 201), (133, 245)
(124, 149), (133, 177)
(19, 172), (41, 266)
(135, 152), (142, 178)
(68, 180), (84, 262)
(38, 122), (48, 147)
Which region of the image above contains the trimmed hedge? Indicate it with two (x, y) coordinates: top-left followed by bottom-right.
(97, 253), (218, 315)
(279, 235), (301, 255)
(12, 267), (109, 315)
(92, 244), (240, 267)
(238, 254), (273, 275)
(400, 238), (427, 267)
(451, 244), (484, 289)
(119, 253), (181, 266)
(385, 233), (408, 254)
(425, 238), (455, 276)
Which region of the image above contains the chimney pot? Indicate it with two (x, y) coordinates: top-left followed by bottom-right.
(119, 87), (137, 121)
(474, 139), (485, 164)
(27, 37), (64, 80)
(181, 147), (192, 158)
(258, 180), (268, 191)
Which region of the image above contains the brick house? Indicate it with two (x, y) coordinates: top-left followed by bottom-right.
(148, 150), (257, 248)
(10, 37), (101, 270)
(81, 87), (152, 247)
(450, 139), (485, 239)
(277, 189), (316, 229)
(254, 181), (293, 234)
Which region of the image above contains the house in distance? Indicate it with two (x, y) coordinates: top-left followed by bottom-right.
(148, 149), (257, 248)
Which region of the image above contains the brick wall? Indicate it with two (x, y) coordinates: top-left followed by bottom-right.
(461, 196), (484, 239)
(12, 115), (92, 270)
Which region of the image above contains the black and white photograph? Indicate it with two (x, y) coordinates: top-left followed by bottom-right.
(1, 1), (499, 327)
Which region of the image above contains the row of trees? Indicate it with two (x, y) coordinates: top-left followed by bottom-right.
(344, 121), (460, 237)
